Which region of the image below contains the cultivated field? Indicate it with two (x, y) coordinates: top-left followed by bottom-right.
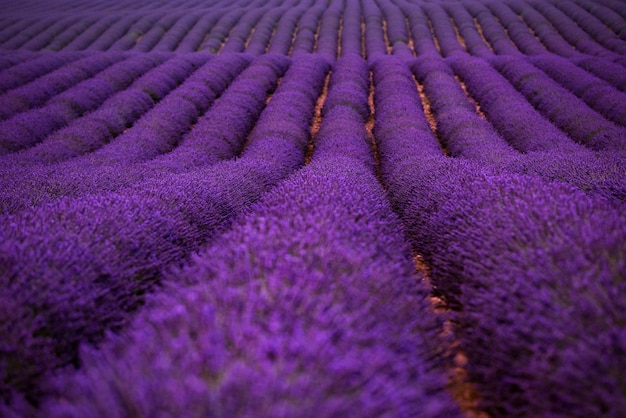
(0, 0), (625, 416)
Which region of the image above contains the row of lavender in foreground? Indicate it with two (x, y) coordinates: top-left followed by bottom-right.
(0, 54), (329, 404)
(372, 55), (626, 417)
(1, 0), (625, 61)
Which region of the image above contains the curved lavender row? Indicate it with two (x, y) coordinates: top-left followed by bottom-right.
(529, 0), (626, 63)
(395, 0), (440, 57)
(108, 14), (162, 51)
(2, 53), (202, 167)
(30, 17), (97, 52)
(570, 0), (626, 41)
(199, 8), (245, 53)
(340, 0), (362, 57)
(0, 52), (36, 72)
(0, 52), (125, 120)
(489, 55), (626, 151)
(77, 53), (249, 166)
(0, 18), (37, 45)
(371, 55), (442, 158)
(482, 0), (549, 55)
(84, 14), (142, 51)
(267, 6), (306, 55)
(422, 3), (466, 58)
(506, 0), (579, 58)
(220, 8), (266, 54)
(550, 0), (626, 54)
(571, 54), (626, 92)
(442, 3), (494, 58)
(0, 52), (84, 93)
(0, 55), (328, 404)
(130, 12), (182, 53)
(450, 55), (583, 153)
(174, 12), (221, 52)
(18, 16), (83, 51)
(152, 53), (289, 170)
(0, 53), (164, 155)
(316, 0), (344, 62)
(501, 150), (626, 204)
(291, 6), (324, 56)
(36, 154), (461, 418)
(61, 15), (121, 51)
(410, 55), (517, 163)
(528, 54), (626, 126)
(43, 17), (102, 52)
(312, 54), (372, 166)
(0, 17), (59, 50)
(242, 7), (282, 55)
(150, 14), (200, 52)
(362, 0), (388, 59)
(459, 1), (521, 56)
(375, 0), (413, 57)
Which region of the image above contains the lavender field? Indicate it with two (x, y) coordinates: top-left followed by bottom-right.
(0, 0), (625, 416)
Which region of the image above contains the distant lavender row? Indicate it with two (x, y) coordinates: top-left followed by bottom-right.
(0, 54), (329, 403)
(0, 53), (289, 213)
(0, 53), (165, 154)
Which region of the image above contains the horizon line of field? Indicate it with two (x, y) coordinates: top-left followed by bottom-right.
(1, 0), (625, 63)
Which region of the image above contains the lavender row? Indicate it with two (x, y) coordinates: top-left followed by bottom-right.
(290, 6), (324, 57)
(483, 1), (551, 55)
(362, 0), (389, 59)
(567, 0), (626, 41)
(410, 55), (517, 163)
(0, 52), (85, 93)
(0, 53), (246, 212)
(312, 53), (373, 167)
(32, 54), (458, 417)
(2, 53), (205, 167)
(340, 0), (362, 57)
(443, 3), (496, 57)
(529, 0), (626, 59)
(547, 0), (626, 54)
(381, 157), (626, 417)
(450, 54), (583, 152)
(0, 52), (126, 120)
(0, 54), (329, 405)
(529, 55), (626, 126)
(59, 14), (121, 51)
(375, 0), (413, 57)
(0, 16), (69, 50)
(489, 55), (626, 151)
(371, 55), (442, 158)
(267, 6), (306, 55)
(0, 53), (164, 155)
(410, 55), (626, 201)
